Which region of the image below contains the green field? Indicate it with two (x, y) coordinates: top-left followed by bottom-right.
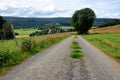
(60, 26), (74, 29)
(14, 28), (40, 38)
(14, 27), (74, 38)
(82, 33), (120, 61)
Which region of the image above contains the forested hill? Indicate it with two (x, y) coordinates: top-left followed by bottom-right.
(3, 17), (71, 28)
(3, 16), (120, 28)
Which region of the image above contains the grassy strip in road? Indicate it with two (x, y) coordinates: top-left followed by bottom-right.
(82, 33), (120, 61)
(70, 40), (84, 59)
(0, 33), (72, 74)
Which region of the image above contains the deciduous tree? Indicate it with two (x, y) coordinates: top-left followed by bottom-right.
(71, 8), (96, 34)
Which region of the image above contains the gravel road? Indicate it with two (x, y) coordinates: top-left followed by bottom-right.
(78, 36), (120, 80)
(0, 36), (90, 80)
(1, 36), (120, 80)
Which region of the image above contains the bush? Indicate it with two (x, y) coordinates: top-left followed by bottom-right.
(15, 32), (19, 35)
(21, 39), (32, 52)
(0, 50), (25, 67)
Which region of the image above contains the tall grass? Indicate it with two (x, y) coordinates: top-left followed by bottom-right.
(0, 33), (71, 74)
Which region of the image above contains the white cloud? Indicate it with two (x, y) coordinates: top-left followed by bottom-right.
(0, 0), (120, 18)
(102, 13), (120, 18)
(44, 5), (54, 12)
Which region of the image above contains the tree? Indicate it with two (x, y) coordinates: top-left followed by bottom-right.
(71, 8), (96, 34)
(0, 16), (14, 40)
(2, 22), (14, 39)
(0, 16), (6, 39)
(0, 16), (5, 28)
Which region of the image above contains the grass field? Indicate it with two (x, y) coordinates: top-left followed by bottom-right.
(60, 26), (74, 30)
(14, 28), (40, 38)
(89, 25), (120, 33)
(83, 33), (120, 61)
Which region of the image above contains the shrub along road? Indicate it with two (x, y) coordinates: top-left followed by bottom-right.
(78, 36), (120, 80)
(1, 36), (120, 80)
(0, 36), (90, 80)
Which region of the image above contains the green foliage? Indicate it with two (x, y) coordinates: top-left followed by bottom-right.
(0, 16), (14, 40)
(21, 39), (32, 52)
(0, 16), (6, 39)
(71, 8), (96, 34)
(2, 22), (14, 40)
(0, 16), (6, 29)
(82, 33), (120, 60)
(0, 50), (28, 68)
(97, 19), (120, 28)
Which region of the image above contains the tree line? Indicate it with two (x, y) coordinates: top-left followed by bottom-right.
(3, 17), (120, 28)
(97, 19), (120, 28)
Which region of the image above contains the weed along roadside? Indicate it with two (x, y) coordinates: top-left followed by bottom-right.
(0, 33), (72, 74)
(70, 36), (84, 59)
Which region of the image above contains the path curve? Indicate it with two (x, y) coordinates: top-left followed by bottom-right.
(78, 36), (120, 80)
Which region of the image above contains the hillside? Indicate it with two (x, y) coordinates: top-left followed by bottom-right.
(3, 17), (71, 28)
(3, 16), (120, 28)
(89, 24), (120, 33)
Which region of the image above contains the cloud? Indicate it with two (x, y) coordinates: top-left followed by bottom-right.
(0, 3), (67, 17)
(0, 0), (120, 18)
(102, 13), (120, 18)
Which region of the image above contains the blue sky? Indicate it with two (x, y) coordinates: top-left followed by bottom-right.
(0, 0), (120, 18)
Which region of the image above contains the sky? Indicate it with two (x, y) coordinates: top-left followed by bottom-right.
(0, 0), (120, 18)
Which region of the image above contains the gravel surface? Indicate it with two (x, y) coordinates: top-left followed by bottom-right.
(78, 36), (120, 80)
(0, 36), (91, 80)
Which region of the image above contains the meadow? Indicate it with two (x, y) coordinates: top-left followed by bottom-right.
(83, 33), (120, 61)
(0, 32), (72, 74)
(60, 26), (74, 30)
(15, 28), (40, 38)
(89, 25), (120, 33)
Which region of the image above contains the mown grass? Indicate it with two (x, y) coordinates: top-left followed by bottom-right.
(0, 33), (71, 74)
(70, 40), (83, 59)
(82, 33), (120, 61)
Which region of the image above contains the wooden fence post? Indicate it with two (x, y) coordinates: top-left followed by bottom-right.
(11, 24), (19, 49)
